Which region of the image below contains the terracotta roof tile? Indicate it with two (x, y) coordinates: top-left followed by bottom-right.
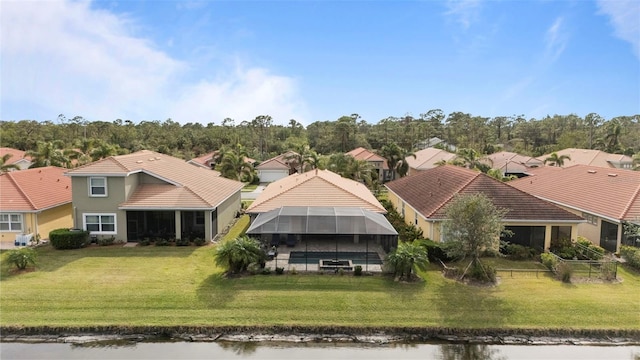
(385, 165), (583, 221)
(406, 148), (456, 171)
(67, 150), (243, 208)
(510, 165), (640, 222)
(536, 148), (633, 169)
(483, 151), (543, 173)
(0, 166), (71, 211)
(256, 151), (297, 170)
(346, 147), (388, 169)
(247, 169), (385, 213)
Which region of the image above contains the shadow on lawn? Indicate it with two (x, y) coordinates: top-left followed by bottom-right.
(196, 272), (240, 308)
(432, 276), (514, 328)
(0, 243), (202, 279)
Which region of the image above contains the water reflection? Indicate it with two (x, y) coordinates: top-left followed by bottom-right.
(439, 344), (505, 360)
(0, 341), (638, 360)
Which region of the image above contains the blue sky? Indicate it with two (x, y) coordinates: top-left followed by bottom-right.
(1, 0), (639, 125)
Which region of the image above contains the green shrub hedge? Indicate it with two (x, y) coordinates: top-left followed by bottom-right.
(620, 246), (640, 270)
(49, 228), (90, 250)
(540, 252), (558, 271)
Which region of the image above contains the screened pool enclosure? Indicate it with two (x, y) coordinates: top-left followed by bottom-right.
(246, 206), (398, 271)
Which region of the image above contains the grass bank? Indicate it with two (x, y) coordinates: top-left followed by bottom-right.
(1, 242), (639, 330)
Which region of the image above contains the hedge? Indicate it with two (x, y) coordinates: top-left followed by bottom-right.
(49, 228), (90, 250)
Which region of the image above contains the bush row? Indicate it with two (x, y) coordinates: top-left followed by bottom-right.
(620, 246), (640, 270)
(139, 237), (207, 246)
(49, 228), (90, 250)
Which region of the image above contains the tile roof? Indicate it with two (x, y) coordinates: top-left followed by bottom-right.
(0, 166), (71, 211)
(405, 148), (456, 171)
(510, 165), (640, 223)
(256, 151), (298, 170)
(483, 151), (543, 173)
(246, 169), (386, 213)
(188, 151), (255, 169)
(536, 148), (633, 169)
(385, 165), (583, 221)
(346, 147), (388, 169)
(0, 147), (31, 164)
(67, 150), (243, 209)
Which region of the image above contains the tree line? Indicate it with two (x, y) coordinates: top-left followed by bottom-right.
(1, 111), (638, 176)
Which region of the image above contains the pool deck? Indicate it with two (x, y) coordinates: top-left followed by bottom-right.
(265, 240), (386, 273)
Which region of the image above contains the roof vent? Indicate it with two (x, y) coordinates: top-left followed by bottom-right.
(136, 160), (143, 163)
(148, 158), (154, 161)
(607, 173), (618, 177)
(587, 170), (597, 174)
(155, 157), (161, 160)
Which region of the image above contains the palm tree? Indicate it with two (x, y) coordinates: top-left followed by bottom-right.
(214, 236), (265, 274)
(384, 240), (429, 281)
(90, 141), (119, 161)
(380, 142), (415, 180)
(217, 145), (255, 182)
(604, 119), (623, 153)
(544, 152), (571, 167)
(347, 158), (374, 185)
(455, 148), (491, 172)
(26, 141), (71, 168)
(0, 154), (20, 173)
(486, 168), (517, 182)
(633, 153), (640, 171)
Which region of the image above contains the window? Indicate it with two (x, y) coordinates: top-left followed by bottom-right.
(89, 177), (107, 197)
(0, 213), (22, 231)
(84, 213), (116, 234)
(582, 212), (597, 225)
(414, 212), (418, 226)
(195, 212), (205, 226)
(401, 202), (405, 217)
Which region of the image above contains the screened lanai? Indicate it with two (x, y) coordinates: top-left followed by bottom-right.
(246, 206), (398, 271)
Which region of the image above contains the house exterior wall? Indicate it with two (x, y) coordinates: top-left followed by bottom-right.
(215, 191), (241, 238)
(548, 203), (621, 251)
(71, 176), (127, 241)
(35, 203), (74, 240)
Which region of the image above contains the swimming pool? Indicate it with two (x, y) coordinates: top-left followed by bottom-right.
(288, 251), (383, 265)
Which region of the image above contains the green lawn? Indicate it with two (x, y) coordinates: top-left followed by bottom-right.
(1, 241), (639, 329)
(241, 184), (258, 192)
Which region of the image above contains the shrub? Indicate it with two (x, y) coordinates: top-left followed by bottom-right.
(193, 237), (207, 246)
(467, 262), (496, 283)
(247, 262), (261, 275)
(354, 265), (363, 276)
(49, 228), (90, 250)
(175, 238), (190, 246)
(275, 267), (284, 275)
(290, 267), (298, 275)
(338, 268), (345, 276)
(420, 239), (451, 263)
(503, 243), (536, 260)
(261, 268), (272, 275)
(155, 238), (170, 246)
(556, 262), (573, 283)
(540, 252), (558, 271)
(6, 248), (37, 270)
(576, 237), (605, 260)
(620, 246), (640, 270)
(98, 236), (116, 246)
(139, 238), (152, 246)
(550, 237), (577, 259)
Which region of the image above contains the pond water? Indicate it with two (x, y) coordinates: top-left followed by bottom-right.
(1, 342), (639, 360)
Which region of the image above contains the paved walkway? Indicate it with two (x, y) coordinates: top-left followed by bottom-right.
(241, 185), (266, 200)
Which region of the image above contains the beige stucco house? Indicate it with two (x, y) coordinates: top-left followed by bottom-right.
(510, 165), (640, 253)
(0, 166), (73, 245)
(0, 147), (32, 170)
(385, 165), (584, 251)
(405, 148), (456, 176)
(65, 150), (244, 242)
(346, 147), (390, 182)
(255, 151), (298, 183)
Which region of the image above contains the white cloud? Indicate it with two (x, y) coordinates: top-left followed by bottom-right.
(444, 0), (482, 29)
(0, 0), (308, 124)
(545, 17), (568, 63)
(597, 0), (640, 59)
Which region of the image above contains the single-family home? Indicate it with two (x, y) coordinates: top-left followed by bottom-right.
(65, 150), (244, 242)
(187, 151), (256, 170)
(385, 165), (584, 251)
(482, 151), (543, 178)
(255, 151), (299, 183)
(0, 166), (73, 246)
(0, 147), (32, 171)
(510, 165), (640, 253)
(405, 148), (456, 176)
(537, 148), (634, 169)
(346, 147), (390, 182)
(246, 169), (397, 270)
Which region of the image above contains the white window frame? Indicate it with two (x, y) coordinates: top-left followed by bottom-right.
(83, 213), (117, 235)
(0, 213), (23, 232)
(89, 177), (108, 197)
(582, 212), (597, 226)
